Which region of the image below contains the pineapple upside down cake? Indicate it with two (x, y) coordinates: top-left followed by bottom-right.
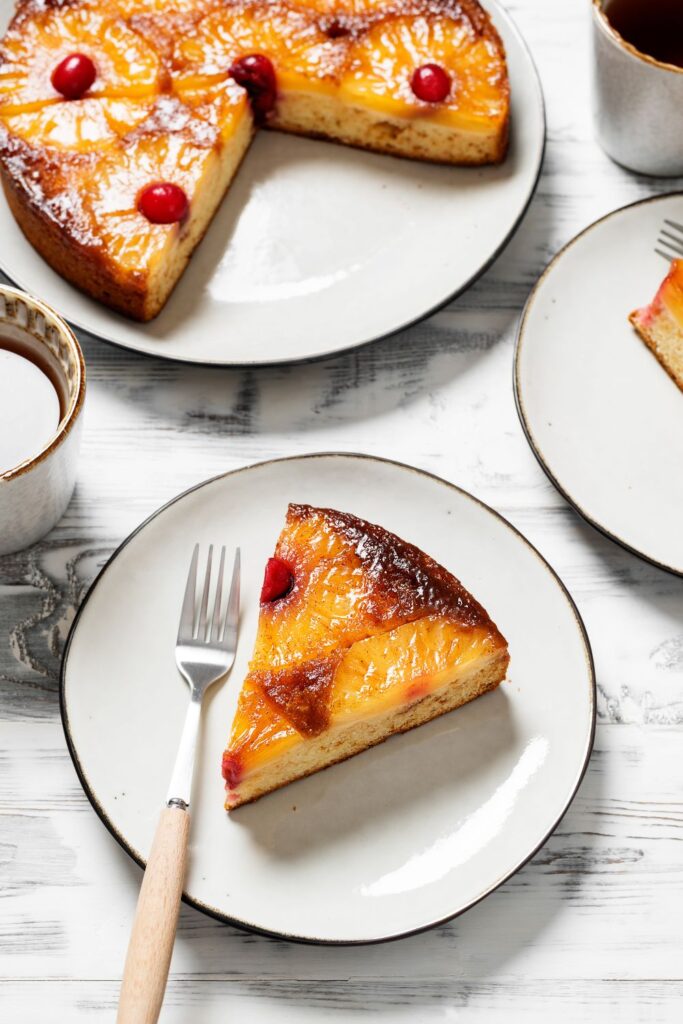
(223, 504), (509, 809)
(0, 0), (510, 321)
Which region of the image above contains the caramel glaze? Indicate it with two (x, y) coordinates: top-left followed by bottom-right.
(251, 653), (342, 736)
(252, 503), (505, 738)
(285, 503), (494, 628)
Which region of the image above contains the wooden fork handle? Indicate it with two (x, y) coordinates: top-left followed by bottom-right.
(117, 803), (190, 1024)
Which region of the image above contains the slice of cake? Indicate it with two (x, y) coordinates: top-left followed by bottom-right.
(222, 503), (509, 809)
(629, 259), (683, 392)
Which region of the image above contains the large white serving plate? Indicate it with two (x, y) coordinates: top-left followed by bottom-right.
(61, 454), (594, 943)
(0, 0), (544, 365)
(515, 193), (683, 576)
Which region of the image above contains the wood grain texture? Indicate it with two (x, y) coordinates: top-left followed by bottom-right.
(117, 805), (190, 1024)
(1, 0), (683, 1019)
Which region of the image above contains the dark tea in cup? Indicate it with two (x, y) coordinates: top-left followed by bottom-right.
(602, 0), (683, 69)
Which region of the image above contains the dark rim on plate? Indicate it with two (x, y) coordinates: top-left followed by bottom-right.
(59, 452), (596, 945)
(0, 0), (546, 368)
(514, 191), (683, 579)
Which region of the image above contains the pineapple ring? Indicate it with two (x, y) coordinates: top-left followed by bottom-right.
(0, 5), (162, 114)
(340, 14), (508, 127)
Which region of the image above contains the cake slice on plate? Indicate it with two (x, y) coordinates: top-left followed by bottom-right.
(630, 258), (683, 393)
(222, 503), (509, 809)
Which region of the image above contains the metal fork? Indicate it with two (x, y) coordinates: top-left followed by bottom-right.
(117, 545), (240, 1024)
(655, 219), (683, 262)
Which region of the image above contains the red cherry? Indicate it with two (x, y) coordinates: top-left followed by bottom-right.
(137, 183), (188, 224)
(410, 64), (452, 104)
(229, 54), (277, 122)
(51, 53), (96, 100)
(222, 751), (243, 788)
(260, 556), (293, 603)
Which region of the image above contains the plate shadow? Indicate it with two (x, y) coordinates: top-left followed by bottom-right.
(230, 686), (516, 861)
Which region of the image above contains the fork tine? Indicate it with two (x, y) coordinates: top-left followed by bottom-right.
(222, 548), (240, 651)
(659, 231), (683, 256)
(210, 546), (226, 643)
(197, 545), (213, 640)
(656, 248), (675, 262)
(177, 544), (199, 642)
(664, 219), (683, 236)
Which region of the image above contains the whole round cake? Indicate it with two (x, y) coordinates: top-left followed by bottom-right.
(0, 0), (510, 320)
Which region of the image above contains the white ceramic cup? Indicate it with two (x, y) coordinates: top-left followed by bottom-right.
(592, 0), (683, 177)
(0, 287), (85, 555)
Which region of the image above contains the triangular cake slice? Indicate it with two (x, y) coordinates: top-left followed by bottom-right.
(223, 503), (509, 809)
(629, 258), (683, 393)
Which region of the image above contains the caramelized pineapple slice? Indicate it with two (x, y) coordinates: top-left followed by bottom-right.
(0, 5), (162, 113)
(248, 509), (392, 671)
(340, 13), (508, 129)
(171, 73), (250, 141)
(118, 0), (218, 63)
(0, 97), (156, 151)
(175, 1), (348, 93)
(331, 614), (501, 717)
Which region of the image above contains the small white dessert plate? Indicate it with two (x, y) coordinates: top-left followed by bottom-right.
(515, 193), (683, 576)
(0, 0), (544, 366)
(61, 453), (594, 944)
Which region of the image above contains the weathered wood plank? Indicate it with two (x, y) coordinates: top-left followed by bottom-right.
(1, 979), (682, 1023)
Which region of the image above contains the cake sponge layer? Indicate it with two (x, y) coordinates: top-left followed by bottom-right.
(630, 304), (683, 393)
(226, 649), (508, 808)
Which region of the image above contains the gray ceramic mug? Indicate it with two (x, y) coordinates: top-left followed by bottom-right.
(592, 0), (683, 176)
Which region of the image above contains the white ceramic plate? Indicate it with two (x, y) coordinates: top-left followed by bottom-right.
(515, 194), (683, 576)
(0, 0), (544, 365)
(61, 454), (594, 943)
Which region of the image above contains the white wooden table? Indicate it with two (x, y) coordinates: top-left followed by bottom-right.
(2, 0), (683, 1019)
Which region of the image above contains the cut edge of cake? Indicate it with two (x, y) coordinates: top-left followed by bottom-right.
(225, 647), (508, 809)
(629, 259), (683, 393)
(0, 107), (255, 321)
(273, 91), (509, 166)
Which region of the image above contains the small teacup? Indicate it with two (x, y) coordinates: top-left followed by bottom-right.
(592, 0), (683, 177)
(0, 287), (85, 555)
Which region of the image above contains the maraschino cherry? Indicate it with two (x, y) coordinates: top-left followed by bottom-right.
(137, 183), (189, 224)
(261, 557), (293, 603)
(410, 63), (452, 103)
(51, 53), (96, 101)
(229, 54), (277, 122)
